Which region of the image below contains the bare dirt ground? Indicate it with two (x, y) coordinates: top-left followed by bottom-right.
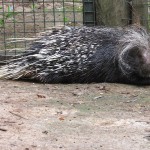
(0, 80), (149, 150)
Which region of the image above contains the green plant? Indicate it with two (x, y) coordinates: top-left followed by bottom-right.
(31, 3), (37, 11)
(64, 16), (69, 23)
(0, 5), (17, 28)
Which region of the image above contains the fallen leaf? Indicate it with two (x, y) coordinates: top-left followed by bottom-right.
(42, 131), (48, 134)
(37, 94), (46, 98)
(59, 116), (65, 121)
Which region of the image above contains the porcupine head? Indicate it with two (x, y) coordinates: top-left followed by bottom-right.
(118, 26), (150, 79)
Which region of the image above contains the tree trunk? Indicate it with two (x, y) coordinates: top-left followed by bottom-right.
(95, 0), (129, 26)
(132, 0), (148, 28)
(95, 0), (148, 28)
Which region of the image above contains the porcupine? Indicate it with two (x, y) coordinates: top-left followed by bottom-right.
(0, 25), (150, 85)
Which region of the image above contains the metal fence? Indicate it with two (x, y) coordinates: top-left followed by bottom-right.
(0, 0), (150, 61)
(0, 0), (96, 60)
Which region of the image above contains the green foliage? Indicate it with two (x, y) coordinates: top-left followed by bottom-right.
(0, 5), (17, 28)
(0, 19), (4, 28)
(64, 17), (69, 23)
(31, 3), (37, 11)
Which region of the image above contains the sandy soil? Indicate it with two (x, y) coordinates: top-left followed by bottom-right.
(0, 80), (149, 150)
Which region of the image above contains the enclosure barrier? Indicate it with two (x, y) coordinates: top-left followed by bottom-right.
(0, 0), (150, 62)
(0, 0), (96, 61)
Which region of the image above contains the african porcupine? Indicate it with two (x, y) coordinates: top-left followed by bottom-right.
(0, 26), (150, 85)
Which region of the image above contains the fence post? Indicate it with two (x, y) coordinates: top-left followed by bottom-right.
(83, 0), (96, 26)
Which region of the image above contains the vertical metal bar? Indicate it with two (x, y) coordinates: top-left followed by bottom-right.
(52, 0), (56, 26)
(12, 0), (17, 55)
(22, 0), (26, 48)
(32, 0), (36, 34)
(62, 0), (66, 25)
(1, 0), (7, 56)
(73, 0), (76, 27)
(42, 0), (46, 30)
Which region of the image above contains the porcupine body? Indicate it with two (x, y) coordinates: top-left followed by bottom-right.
(0, 26), (150, 85)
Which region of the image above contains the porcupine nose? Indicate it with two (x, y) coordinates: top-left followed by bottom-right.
(128, 47), (150, 77)
(142, 51), (150, 76)
(143, 51), (150, 64)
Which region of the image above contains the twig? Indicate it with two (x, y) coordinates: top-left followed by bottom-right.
(136, 120), (150, 124)
(9, 111), (28, 120)
(0, 128), (7, 132)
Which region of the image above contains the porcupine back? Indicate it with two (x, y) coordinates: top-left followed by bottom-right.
(0, 26), (150, 84)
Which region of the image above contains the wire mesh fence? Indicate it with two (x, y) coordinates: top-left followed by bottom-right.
(0, 0), (150, 62)
(0, 0), (96, 60)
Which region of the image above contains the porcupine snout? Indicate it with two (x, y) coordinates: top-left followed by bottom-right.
(140, 49), (150, 77)
(122, 45), (150, 77)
